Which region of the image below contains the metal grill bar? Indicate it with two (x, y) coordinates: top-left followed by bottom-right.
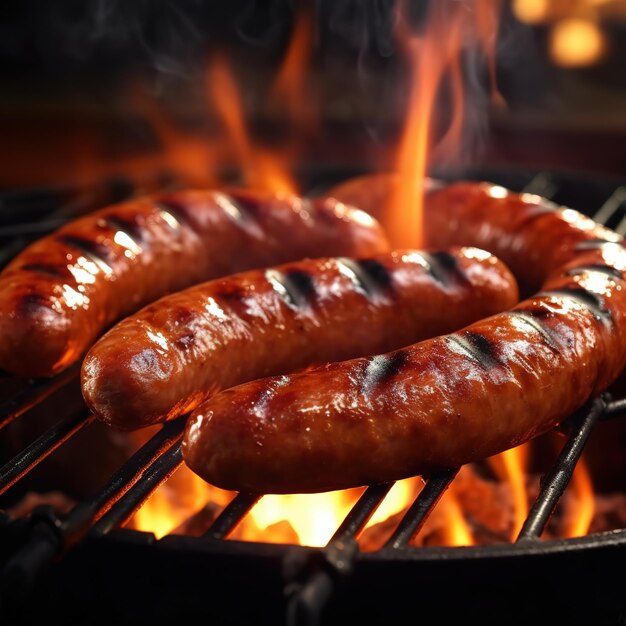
(78, 418), (186, 519)
(284, 483), (394, 626)
(384, 468), (459, 550)
(516, 396), (605, 541)
(0, 417), (186, 598)
(604, 397), (626, 420)
(0, 366), (79, 431)
(0, 411), (94, 496)
(92, 440), (184, 535)
(204, 492), (261, 540)
(330, 482), (394, 543)
(522, 172), (558, 199)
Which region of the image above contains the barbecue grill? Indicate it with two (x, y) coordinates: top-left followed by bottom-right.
(0, 166), (625, 626)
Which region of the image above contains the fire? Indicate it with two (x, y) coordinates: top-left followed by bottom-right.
(487, 444), (531, 538)
(439, 490), (475, 546)
(250, 490), (360, 547)
(562, 454), (595, 538)
(206, 53), (299, 195)
(269, 2), (317, 133)
(386, 0), (503, 249)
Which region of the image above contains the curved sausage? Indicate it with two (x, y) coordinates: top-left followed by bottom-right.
(82, 246), (518, 430)
(182, 179), (626, 494)
(0, 189), (387, 378)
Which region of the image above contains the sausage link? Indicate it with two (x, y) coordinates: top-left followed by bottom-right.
(182, 179), (626, 494)
(0, 189), (387, 378)
(82, 246), (518, 430)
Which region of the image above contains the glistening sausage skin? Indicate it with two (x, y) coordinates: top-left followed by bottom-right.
(0, 189), (387, 378)
(182, 180), (626, 494)
(82, 246), (518, 430)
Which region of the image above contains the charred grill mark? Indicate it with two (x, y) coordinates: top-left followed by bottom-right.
(541, 287), (612, 324)
(59, 235), (113, 266)
(335, 259), (378, 298)
(169, 306), (197, 327)
(18, 292), (52, 315)
(284, 270), (316, 303)
(20, 263), (67, 279)
(105, 215), (144, 243)
(213, 192), (252, 224)
(212, 283), (249, 303)
(506, 310), (560, 351)
(361, 350), (409, 394)
(575, 239), (623, 252)
(223, 192), (262, 221)
(565, 264), (623, 280)
(155, 199), (194, 229)
(517, 203), (557, 226)
(421, 251), (469, 286)
(174, 334), (195, 351)
(446, 331), (501, 369)
(266, 269), (316, 309)
(353, 259), (393, 295)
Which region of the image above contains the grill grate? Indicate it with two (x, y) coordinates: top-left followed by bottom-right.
(1, 166), (626, 626)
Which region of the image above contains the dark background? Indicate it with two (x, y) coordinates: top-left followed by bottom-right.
(1, 0), (625, 189)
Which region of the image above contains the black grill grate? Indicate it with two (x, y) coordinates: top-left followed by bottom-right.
(1, 166), (626, 626)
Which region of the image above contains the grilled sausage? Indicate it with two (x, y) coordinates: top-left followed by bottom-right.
(0, 189), (387, 378)
(182, 179), (626, 494)
(82, 246), (518, 430)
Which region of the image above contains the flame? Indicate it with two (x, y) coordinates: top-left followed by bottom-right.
(207, 54), (299, 194)
(124, 83), (220, 188)
(132, 465), (234, 539)
(563, 455), (595, 537)
(269, 3), (317, 132)
(386, 0), (503, 249)
(439, 489), (475, 546)
(487, 443), (531, 538)
(250, 490), (360, 547)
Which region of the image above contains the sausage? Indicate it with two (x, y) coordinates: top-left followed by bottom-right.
(0, 189), (388, 378)
(182, 179), (626, 494)
(82, 246), (518, 430)
(325, 174), (591, 296)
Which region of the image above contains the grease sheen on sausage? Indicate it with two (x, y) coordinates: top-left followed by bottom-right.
(82, 246), (518, 430)
(182, 179), (626, 494)
(0, 189), (387, 378)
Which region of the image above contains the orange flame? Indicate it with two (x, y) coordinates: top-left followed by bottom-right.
(439, 489), (475, 546)
(487, 443), (530, 538)
(207, 54), (299, 194)
(386, 0), (503, 249)
(270, 3), (317, 132)
(125, 83), (220, 187)
(563, 456), (595, 537)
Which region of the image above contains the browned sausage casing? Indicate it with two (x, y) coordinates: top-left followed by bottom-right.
(182, 179), (626, 494)
(0, 189), (387, 378)
(82, 246), (518, 430)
